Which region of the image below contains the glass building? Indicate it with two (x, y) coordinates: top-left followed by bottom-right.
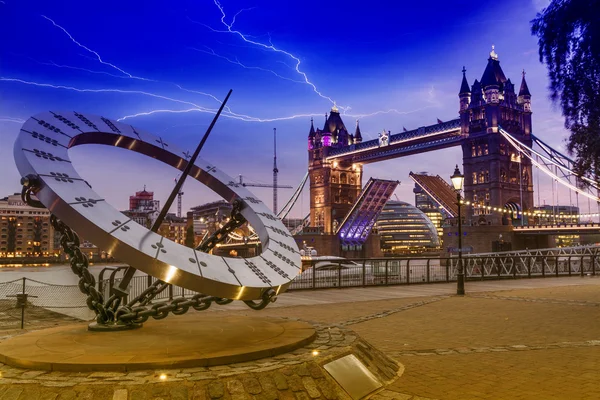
(376, 200), (441, 256)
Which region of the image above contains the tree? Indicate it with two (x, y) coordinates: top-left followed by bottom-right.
(531, 0), (600, 181)
(185, 224), (195, 248)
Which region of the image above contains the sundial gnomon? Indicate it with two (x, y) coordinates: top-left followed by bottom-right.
(15, 92), (301, 330)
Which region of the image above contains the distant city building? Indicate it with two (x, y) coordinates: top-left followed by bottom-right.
(0, 194), (56, 257)
(122, 187), (160, 228)
(158, 213), (187, 245)
(376, 200), (440, 256)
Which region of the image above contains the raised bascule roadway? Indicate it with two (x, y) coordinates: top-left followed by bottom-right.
(279, 46), (600, 256)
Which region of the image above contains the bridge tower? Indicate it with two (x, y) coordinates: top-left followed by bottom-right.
(307, 105), (363, 234)
(460, 47), (534, 226)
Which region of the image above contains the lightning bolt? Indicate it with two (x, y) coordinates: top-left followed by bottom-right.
(189, 46), (303, 84)
(190, 0), (345, 110)
(41, 15), (153, 82)
(0, 77), (208, 109)
(117, 108), (322, 123)
(30, 58), (129, 79)
(0, 117), (25, 124)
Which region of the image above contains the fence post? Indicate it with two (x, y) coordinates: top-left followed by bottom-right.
(513, 257), (517, 279)
(481, 257), (484, 280)
(593, 253), (596, 276)
(446, 259), (450, 282)
(385, 260), (389, 286)
(20, 277), (25, 330)
(527, 256), (531, 278)
(168, 284), (174, 301)
(147, 274), (152, 288)
(362, 260), (366, 287)
(542, 255), (546, 277)
(555, 256), (559, 277)
(406, 259), (411, 285)
(426, 259), (430, 283)
(337, 261), (342, 289)
(568, 256), (572, 276)
(312, 261), (316, 289)
(581, 255), (585, 277)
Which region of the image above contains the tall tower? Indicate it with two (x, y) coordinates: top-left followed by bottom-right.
(308, 104), (363, 233)
(460, 46), (534, 225)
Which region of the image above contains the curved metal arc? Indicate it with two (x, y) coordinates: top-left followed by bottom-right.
(13, 112), (301, 302)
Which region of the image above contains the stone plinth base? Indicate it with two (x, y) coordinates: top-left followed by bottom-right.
(0, 318), (403, 399)
(0, 315), (316, 372)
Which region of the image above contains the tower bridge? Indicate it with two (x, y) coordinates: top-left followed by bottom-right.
(294, 47), (600, 257)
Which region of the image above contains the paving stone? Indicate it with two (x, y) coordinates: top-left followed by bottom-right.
(39, 382), (77, 388)
(295, 392), (310, 400)
(20, 371), (47, 379)
(208, 381), (225, 399)
(227, 379), (245, 394)
(39, 394), (58, 400)
(287, 375), (304, 392)
(77, 390), (94, 400)
(272, 372), (289, 390)
(0, 387), (23, 400)
(171, 386), (188, 400)
(315, 379), (339, 400)
(306, 364), (324, 379)
(129, 390), (147, 400)
(294, 364), (310, 377)
(242, 376), (262, 394)
(88, 372), (126, 378)
(192, 386), (206, 400)
(302, 377), (321, 398)
(112, 389), (128, 400)
(56, 390), (77, 400)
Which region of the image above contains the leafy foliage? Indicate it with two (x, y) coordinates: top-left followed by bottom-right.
(185, 224), (195, 248)
(531, 0), (600, 180)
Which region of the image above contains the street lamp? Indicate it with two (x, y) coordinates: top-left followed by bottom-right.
(451, 164), (465, 296)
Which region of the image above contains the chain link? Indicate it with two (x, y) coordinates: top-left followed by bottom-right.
(50, 215), (113, 324)
(196, 199), (247, 253)
(21, 177), (277, 328)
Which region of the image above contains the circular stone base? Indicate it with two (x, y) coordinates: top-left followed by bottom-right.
(0, 315), (316, 372)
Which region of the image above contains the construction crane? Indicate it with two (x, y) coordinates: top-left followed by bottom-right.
(174, 177), (184, 218)
(238, 172), (292, 214)
(236, 127), (293, 215)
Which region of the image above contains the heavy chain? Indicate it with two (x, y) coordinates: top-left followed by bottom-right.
(50, 214), (113, 324)
(21, 177), (276, 328)
(197, 199), (247, 253)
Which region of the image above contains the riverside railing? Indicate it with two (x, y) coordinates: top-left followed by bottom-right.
(100, 250), (598, 296)
(1, 250), (597, 329)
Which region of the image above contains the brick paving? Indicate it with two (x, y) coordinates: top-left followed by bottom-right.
(0, 276), (598, 399)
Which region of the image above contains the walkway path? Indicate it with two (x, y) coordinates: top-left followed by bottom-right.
(0, 276), (598, 399)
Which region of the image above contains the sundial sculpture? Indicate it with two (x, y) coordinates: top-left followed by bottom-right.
(15, 90), (301, 331)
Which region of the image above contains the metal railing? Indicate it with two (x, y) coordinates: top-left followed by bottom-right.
(1, 249), (597, 329)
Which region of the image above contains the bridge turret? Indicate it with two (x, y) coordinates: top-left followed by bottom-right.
(461, 47), (534, 227)
(308, 117), (316, 150)
(518, 70), (532, 112)
(354, 119), (362, 144)
(459, 67), (471, 136)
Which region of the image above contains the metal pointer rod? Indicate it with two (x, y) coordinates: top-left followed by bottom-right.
(151, 89), (233, 232)
(114, 90), (233, 300)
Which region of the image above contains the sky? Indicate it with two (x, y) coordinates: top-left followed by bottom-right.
(3, 0), (590, 219)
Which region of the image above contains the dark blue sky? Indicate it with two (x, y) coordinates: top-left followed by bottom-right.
(2, 0), (574, 217)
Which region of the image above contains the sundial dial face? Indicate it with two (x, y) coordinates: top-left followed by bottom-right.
(14, 112), (301, 301)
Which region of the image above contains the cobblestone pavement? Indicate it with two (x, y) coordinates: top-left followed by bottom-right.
(0, 277), (598, 399)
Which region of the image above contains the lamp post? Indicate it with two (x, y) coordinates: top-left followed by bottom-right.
(451, 165), (465, 296)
